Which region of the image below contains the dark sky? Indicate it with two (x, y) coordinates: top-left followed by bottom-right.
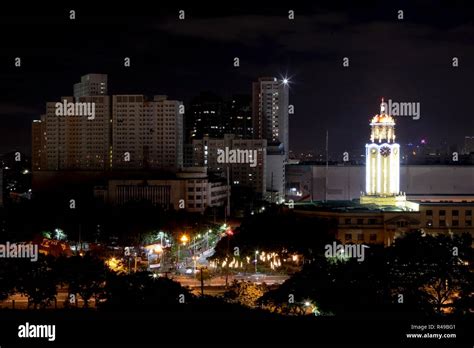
(0, 1), (473, 156)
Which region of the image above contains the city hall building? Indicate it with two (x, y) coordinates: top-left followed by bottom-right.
(289, 101), (474, 246)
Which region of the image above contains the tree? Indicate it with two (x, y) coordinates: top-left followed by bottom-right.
(223, 280), (268, 308)
(214, 210), (335, 259)
(388, 231), (473, 314)
(60, 255), (107, 308)
(260, 231), (474, 317)
(16, 255), (58, 309)
(99, 271), (194, 309)
(0, 259), (17, 301)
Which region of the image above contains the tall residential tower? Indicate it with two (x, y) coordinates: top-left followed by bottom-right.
(252, 77), (289, 156)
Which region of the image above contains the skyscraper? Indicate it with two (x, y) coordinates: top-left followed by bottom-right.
(32, 119), (46, 171)
(192, 135), (267, 195)
(39, 95), (111, 170)
(252, 77), (289, 156)
(186, 92), (227, 141)
(73, 74), (108, 98)
(464, 136), (474, 154)
(33, 74), (183, 172)
(112, 95), (183, 170)
(228, 94), (253, 139)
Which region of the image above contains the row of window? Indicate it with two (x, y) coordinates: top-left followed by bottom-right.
(426, 220), (472, 227)
(188, 195), (206, 200)
(344, 218), (379, 225)
(426, 209), (472, 216)
(188, 203), (204, 208)
(345, 233), (377, 242)
(188, 187), (206, 192)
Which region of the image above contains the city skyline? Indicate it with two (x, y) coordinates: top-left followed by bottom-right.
(0, 3), (473, 346)
(1, 2), (474, 155)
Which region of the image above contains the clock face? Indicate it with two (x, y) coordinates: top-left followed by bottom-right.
(380, 146), (391, 157)
(371, 148), (377, 155)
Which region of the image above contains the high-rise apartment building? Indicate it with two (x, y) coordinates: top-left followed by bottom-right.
(33, 74), (183, 172)
(228, 94), (253, 139)
(192, 134), (266, 195)
(185, 93), (253, 143)
(36, 95), (111, 170)
(464, 136), (474, 154)
(32, 119), (46, 171)
(252, 77), (289, 156)
(73, 74), (108, 98)
(186, 92), (227, 141)
(112, 95), (183, 171)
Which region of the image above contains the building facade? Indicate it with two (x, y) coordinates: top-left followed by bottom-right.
(73, 74), (108, 98)
(32, 74), (183, 172)
(96, 168), (229, 214)
(292, 200), (474, 247)
(112, 95), (183, 171)
(252, 77), (289, 156)
(32, 120), (46, 171)
(192, 135), (267, 194)
(286, 164), (474, 202)
(37, 95), (111, 170)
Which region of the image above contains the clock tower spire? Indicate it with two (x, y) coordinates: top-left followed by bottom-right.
(361, 99), (405, 206)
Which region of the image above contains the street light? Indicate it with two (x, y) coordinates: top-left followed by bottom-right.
(255, 250), (259, 274)
(177, 234), (189, 271)
(206, 229), (212, 249)
(180, 234), (189, 245)
(192, 255), (197, 275)
(54, 228), (66, 241)
(157, 231), (165, 245)
(193, 234), (202, 254)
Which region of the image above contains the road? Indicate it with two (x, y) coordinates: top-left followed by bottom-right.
(171, 274), (289, 287)
(0, 273), (289, 309)
(0, 289), (91, 309)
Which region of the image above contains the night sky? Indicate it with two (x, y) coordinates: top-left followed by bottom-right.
(0, 1), (473, 156)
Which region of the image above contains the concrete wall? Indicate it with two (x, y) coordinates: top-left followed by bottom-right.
(286, 164), (474, 201)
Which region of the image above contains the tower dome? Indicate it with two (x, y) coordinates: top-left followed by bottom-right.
(369, 98), (396, 143)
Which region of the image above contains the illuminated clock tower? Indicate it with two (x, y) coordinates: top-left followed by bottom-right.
(361, 99), (406, 206)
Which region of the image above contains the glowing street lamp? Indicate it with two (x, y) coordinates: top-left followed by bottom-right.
(255, 250), (259, 274)
(206, 229), (212, 249)
(177, 234), (189, 270)
(180, 234), (189, 245)
(54, 228), (66, 241)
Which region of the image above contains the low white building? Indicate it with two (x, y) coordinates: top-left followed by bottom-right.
(96, 167), (229, 213)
